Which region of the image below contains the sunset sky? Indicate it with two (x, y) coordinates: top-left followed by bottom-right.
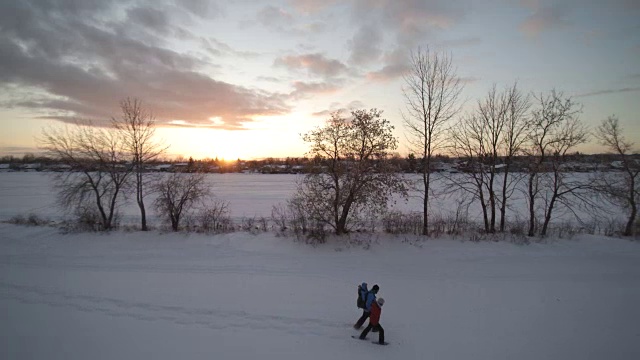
(1, 0), (639, 160)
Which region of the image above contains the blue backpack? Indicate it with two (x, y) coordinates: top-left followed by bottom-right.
(356, 284), (368, 309)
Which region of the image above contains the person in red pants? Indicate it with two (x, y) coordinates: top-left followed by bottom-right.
(359, 297), (385, 344)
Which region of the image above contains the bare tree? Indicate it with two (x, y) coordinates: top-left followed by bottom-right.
(594, 116), (639, 236)
(448, 83), (529, 233)
(402, 47), (464, 236)
(498, 83), (531, 231)
(39, 122), (132, 230)
(449, 111), (491, 232)
(476, 84), (508, 233)
(112, 98), (167, 231)
(293, 109), (406, 235)
(153, 172), (210, 231)
(525, 90), (588, 237)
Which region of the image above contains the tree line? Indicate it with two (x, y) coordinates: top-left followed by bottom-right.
(290, 48), (638, 239)
(39, 98), (202, 232)
(33, 48), (639, 238)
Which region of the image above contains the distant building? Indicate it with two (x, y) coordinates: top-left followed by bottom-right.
(150, 164), (173, 172)
(22, 163), (42, 171)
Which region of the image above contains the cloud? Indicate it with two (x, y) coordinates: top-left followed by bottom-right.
(364, 42), (475, 83)
(365, 48), (411, 82)
(254, 5), (326, 35)
(367, 64), (410, 82)
(577, 87), (640, 97)
(274, 53), (349, 79)
(288, 0), (339, 14)
(257, 5), (295, 30)
(620, 0), (640, 10)
(200, 37), (260, 59)
(347, 0), (467, 80)
(359, 0), (464, 32)
(256, 76), (283, 83)
(350, 0), (465, 41)
(435, 37), (482, 48)
(176, 0), (223, 19)
(0, 1), (289, 130)
(126, 6), (170, 34)
(520, 3), (571, 38)
(288, 81), (342, 100)
(311, 100), (365, 117)
(310, 110), (332, 117)
(348, 25), (383, 65)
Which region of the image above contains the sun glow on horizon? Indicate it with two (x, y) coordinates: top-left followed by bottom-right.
(156, 127), (246, 160)
(155, 121), (308, 161)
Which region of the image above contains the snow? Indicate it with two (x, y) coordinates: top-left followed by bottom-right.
(0, 172), (624, 227)
(0, 172), (300, 223)
(1, 172), (640, 359)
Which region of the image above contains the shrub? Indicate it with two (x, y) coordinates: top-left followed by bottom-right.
(153, 172), (210, 231)
(382, 211), (423, 235)
(298, 222), (327, 245)
(197, 200), (233, 233)
(383, 209), (471, 237)
(8, 213), (48, 226)
(346, 232), (376, 249)
(287, 197), (311, 237)
(507, 219), (527, 236)
(59, 205), (116, 232)
(271, 204), (289, 232)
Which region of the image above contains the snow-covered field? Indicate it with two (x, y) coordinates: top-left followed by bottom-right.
(0, 172), (623, 227)
(1, 173), (639, 360)
(0, 172), (302, 224)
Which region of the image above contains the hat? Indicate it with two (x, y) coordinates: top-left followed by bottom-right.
(372, 284), (379, 292)
(377, 297), (385, 306)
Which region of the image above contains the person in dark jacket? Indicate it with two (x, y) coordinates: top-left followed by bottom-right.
(353, 284), (379, 329)
(359, 297), (385, 344)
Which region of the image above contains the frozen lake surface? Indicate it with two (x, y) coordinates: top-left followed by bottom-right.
(0, 172), (623, 230)
(0, 172), (301, 223)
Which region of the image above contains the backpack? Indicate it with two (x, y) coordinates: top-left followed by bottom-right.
(356, 285), (368, 309)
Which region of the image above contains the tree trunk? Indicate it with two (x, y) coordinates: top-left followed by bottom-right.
(488, 170), (496, 233)
(171, 212), (179, 231)
(479, 186), (489, 232)
(624, 177), (636, 236)
(139, 200), (147, 231)
(106, 184), (123, 231)
(336, 215), (347, 235)
(423, 165), (430, 236)
(527, 173), (536, 237)
(93, 187), (110, 230)
(336, 194), (354, 235)
(136, 172), (148, 231)
(540, 192), (558, 237)
(499, 164), (510, 232)
(471, 168), (488, 233)
(333, 172), (341, 234)
(624, 206), (636, 236)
